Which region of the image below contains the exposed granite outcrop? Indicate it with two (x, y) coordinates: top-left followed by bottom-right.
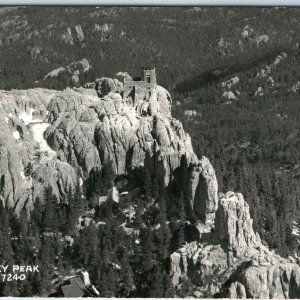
(0, 82), (218, 221)
(227, 259), (300, 299)
(215, 192), (260, 250)
(0, 88), (87, 212)
(189, 157), (218, 223)
(45, 82), (218, 221)
(170, 191), (300, 299)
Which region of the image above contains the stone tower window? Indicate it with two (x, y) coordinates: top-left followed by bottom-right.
(146, 74), (151, 83)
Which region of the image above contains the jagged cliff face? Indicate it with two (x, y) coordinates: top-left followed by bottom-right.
(46, 79), (218, 221)
(0, 80), (218, 221)
(47, 80), (195, 183)
(215, 192), (260, 250)
(170, 191), (300, 298)
(188, 157), (218, 223)
(0, 89), (77, 212)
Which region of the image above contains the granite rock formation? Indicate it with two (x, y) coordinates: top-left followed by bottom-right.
(0, 88), (76, 212)
(0, 80), (218, 222)
(188, 156), (218, 223)
(170, 191), (300, 298)
(215, 192), (260, 250)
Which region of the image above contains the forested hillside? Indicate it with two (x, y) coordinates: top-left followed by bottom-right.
(0, 6), (299, 90)
(172, 48), (300, 256)
(1, 6), (300, 297)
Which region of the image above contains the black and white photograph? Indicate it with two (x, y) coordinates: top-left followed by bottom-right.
(0, 5), (300, 298)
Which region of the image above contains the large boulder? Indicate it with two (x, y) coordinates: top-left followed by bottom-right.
(95, 77), (123, 97)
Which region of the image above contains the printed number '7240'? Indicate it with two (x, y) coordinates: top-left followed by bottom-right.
(1, 274), (26, 282)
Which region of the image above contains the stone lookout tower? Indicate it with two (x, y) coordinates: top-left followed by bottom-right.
(123, 67), (157, 99)
(141, 67), (157, 88)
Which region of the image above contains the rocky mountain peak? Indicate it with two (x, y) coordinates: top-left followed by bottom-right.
(215, 191), (260, 250)
(0, 75), (218, 224)
(91, 75), (218, 222)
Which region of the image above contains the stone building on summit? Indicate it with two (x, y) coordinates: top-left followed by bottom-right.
(123, 67), (157, 91)
(123, 67), (157, 104)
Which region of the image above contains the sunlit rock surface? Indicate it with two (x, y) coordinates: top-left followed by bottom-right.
(170, 192), (300, 298)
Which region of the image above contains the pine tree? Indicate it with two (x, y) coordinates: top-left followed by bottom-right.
(176, 223), (185, 249)
(178, 191), (186, 221)
(134, 198), (143, 227)
(77, 228), (90, 265)
(87, 222), (99, 266)
(67, 178), (85, 234)
(157, 196), (170, 260)
(148, 265), (164, 297)
(162, 270), (175, 297)
(42, 187), (58, 233)
(117, 248), (135, 297)
(101, 159), (116, 194)
(152, 177), (160, 200)
(38, 240), (53, 294)
(14, 209), (29, 263)
(73, 176), (85, 214)
(0, 202), (13, 262)
(57, 204), (68, 235)
(31, 198), (44, 233)
(105, 266), (117, 296)
(140, 228), (155, 272)
(143, 171), (152, 199)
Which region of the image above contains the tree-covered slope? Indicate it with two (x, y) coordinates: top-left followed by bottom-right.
(1, 6), (300, 90)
